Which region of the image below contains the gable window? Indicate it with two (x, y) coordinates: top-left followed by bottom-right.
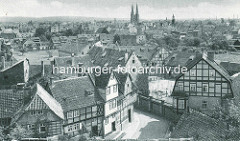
(106, 87), (111, 95)
(39, 124), (46, 132)
(113, 85), (117, 92)
(190, 70), (195, 76)
(202, 101), (207, 109)
(132, 59), (135, 64)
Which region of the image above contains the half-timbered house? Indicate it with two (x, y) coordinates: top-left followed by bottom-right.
(95, 71), (136, 136)
(50, 76), (105, 137)
(171, 53), (233, 115)
(12, 84), (64, 137)
(114, 72), (136, 130)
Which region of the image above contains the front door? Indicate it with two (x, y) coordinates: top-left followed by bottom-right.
(112, 121), (116, 131)
(128, 109), (131, 122)
(92, 125), (98, 136)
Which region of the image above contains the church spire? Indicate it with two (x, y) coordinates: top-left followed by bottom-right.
(131, 4), (134, 23)
(135, 4), (139, 24)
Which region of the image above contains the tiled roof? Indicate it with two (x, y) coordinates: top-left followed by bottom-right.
(171, 112), (228, 140)
(88, 46), (127, 68)
(96, 27), (109, 34)
(11, 84), (64, 124)
(50, 76), (103, 112)
(54, 55), (93, 68)
(165, 51), (200, 67)
(95, 73), (111, 89)
(0, 89), (24, 118)
(58, 42), (89, 55)
(113, 71), (131, 94)
(220, 62), (240, 76)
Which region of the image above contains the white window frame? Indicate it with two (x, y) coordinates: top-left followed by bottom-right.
(67, 111), (73, 119)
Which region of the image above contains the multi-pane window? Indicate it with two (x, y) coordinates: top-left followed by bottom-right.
(109, 99), (116, 110)
(74, 110), (79, 117)
(203, 84), (208, 92)
(202, 101), (207, 109)
(178, 83), (183, 91)
(190, 84), (196, 92)
(67, 111), (73, 119)
(106, 87), (111, 95)
(39, 124), (46, 132)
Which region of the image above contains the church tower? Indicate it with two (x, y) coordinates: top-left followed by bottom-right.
(172, 14), (176, 26)
(135, 4), (139, 24)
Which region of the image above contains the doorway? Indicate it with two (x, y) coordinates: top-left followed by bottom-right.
(128, 109), (131, 122)
(112, 121), (116, 131)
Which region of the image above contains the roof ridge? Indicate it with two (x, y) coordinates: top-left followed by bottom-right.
(54, 76), (88, 83)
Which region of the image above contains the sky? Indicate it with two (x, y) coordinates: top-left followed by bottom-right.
(0, 0), (240, 19)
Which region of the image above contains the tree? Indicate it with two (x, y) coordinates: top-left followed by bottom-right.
(0, 126), (5, 140)
(58, 134), (71, 141)
(229, 20), (236, 27)
(162, 35), (179, 49)
(9, 124), (33, 140)
(184, 37), (201, 47)
(34, 27), (46, 37)
(113, 34), (121, 44)
(64, 29), (74, 36)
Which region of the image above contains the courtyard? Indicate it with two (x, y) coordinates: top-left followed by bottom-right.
(120, 109), (170, 139)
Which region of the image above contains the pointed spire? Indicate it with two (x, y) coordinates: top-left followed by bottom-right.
(136, 4), (138, 15)
(135, 3), (139, 24)
(131, 4), (134, 14)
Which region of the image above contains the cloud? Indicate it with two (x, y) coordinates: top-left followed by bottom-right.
(50, 1), (63, 8)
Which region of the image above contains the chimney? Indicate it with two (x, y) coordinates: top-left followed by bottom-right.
(125, 52), (129, 63)
(49, 77), (54, 88)
(207, 51), (215, 61)
(41, 61), (45, 77)
(71, 53), (75, 66)
(1, 56), (5, 69)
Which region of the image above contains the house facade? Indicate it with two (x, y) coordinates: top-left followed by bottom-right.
(12, 84), (64, 137)
(171, 54), (233, 115)
(50, 76), (105, 137)
(95, 72), (136, 136)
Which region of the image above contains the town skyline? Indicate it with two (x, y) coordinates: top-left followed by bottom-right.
(0, 0), (240, 20)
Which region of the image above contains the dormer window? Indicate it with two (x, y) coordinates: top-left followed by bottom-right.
(85, 90), (93, 96)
